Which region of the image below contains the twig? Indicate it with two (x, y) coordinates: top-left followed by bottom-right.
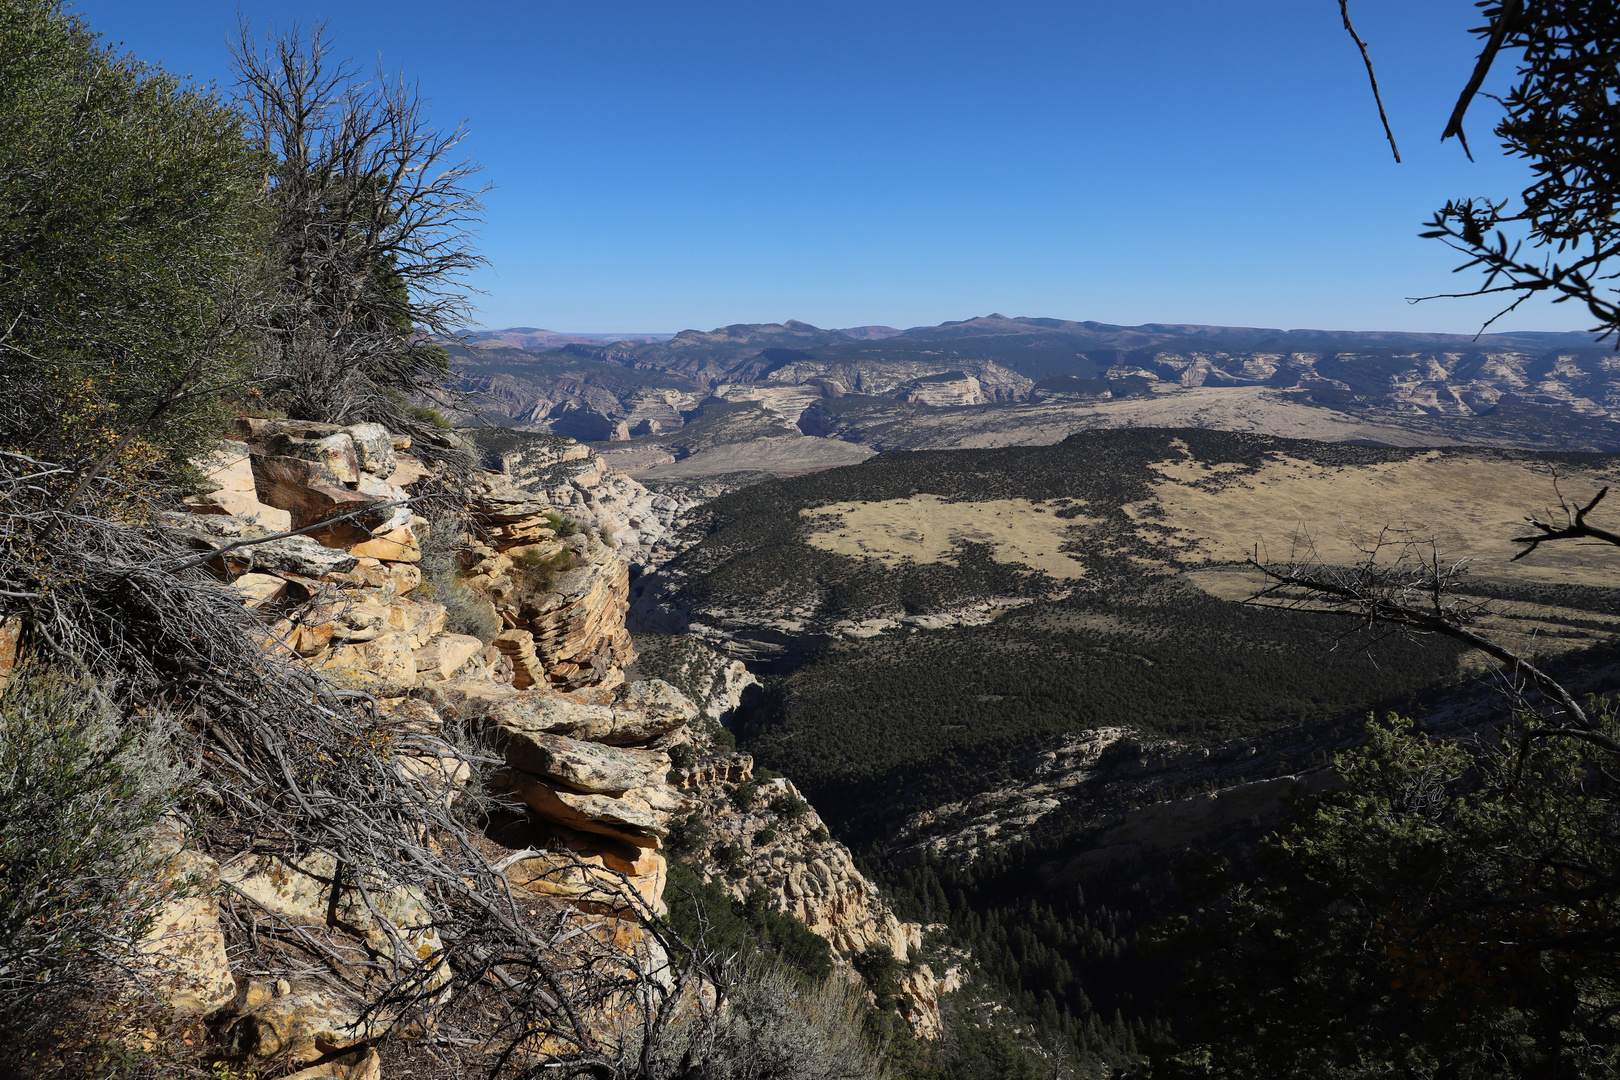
(1339, 0), (1401, 163)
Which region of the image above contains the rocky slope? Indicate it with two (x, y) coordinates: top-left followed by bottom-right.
(629, 632), (962, 1036)
(128, 415), (949, 1068)
(461, 427), (714, 571)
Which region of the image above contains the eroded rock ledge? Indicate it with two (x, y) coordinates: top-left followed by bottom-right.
(137, 417), (946, 1069)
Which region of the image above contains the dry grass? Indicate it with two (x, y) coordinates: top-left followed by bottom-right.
(1135, 447), (1620, 587)
(799, 495), (1098, 579)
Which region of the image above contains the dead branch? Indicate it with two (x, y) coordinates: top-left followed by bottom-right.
(1246, 530), (1609, 743)
(1338, 0), (1401, 163)
(1512, 486), (1620, 560)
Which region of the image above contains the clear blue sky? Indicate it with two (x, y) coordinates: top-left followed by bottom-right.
(72, 0), (1581, 336)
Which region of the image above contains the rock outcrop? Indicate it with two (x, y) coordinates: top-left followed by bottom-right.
(142, 412), (952, 1070)
(657, 660), (957, 1038)
(479, 433), (708, 570)
(148, 416), (714, 1068)
(459, 474), (637, 690)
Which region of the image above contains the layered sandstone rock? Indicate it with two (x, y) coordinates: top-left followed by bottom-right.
(677, 757), (952, 1036)
(156, 415), (939, 1060)
(494, 436), (709, 570)
(431, 675), (699, 913)
(458, 476), (637, 689)
(160, 419), (699, 1017)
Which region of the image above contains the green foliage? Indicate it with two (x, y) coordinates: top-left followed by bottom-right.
(771, 792), (811, 820)
(664, 858), (834, 984)
(746, 577), (1464, 835)
(409, 405), (453, 430)
(873, 843), (1157, 1077)
(0, 667), (189, 1059)
(730, 780), (761, 811)
(509, 543), (578, 596)
(853, 945), (902, 1012)
(0, 0), (264, 484)
(1154, 711), (1620, 1078)
(415, 519), (500, 643)
(1425, 1), (1620, 338)
(666, 811), (710, 857)
(753, 826), (777, 846)
(544, 510), (580, 538)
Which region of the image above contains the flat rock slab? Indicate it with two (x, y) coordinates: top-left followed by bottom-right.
(496, 769), (688, 840)
(433, 677), (696, 748)
(501, 730), (669, 794)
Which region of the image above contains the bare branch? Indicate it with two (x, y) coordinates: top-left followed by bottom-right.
(1338, 0), (1401, 163)
(1511, 486), (1620, 560)
(1245, 531), (1602, 739)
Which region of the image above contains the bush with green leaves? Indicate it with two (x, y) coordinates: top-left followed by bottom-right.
(730, 780), (761, 812)
(0, 668), (189, 1059)
(1155, 710), (1620, 1079)
(770, 792), (811, 821)
(666, 812), (711, 858)
(0, 0), (264, 495)
(545, 510), (580, 538)
(509, 543), (578, 596)
(414, 518), (500, 643)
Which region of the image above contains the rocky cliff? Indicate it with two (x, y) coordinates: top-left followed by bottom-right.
(466, 428), (710, 570)
(134, 416), (947, 1068)
(140, 417), (703, 1065)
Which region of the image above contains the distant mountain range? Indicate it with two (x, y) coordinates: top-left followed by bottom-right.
(478, 314), (1603, 360)
(445, 314), (1619, 453)
(467, 328), (676, 350)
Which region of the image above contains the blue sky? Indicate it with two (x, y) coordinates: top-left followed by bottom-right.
(73, 1), (1580, 336)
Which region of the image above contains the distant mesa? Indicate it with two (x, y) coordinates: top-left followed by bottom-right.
(443, 313), (1620, 471)
(471, 328), (675, 350)
(832, 325), (904, 341)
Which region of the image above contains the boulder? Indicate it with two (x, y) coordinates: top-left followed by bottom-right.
(412, 633), (486, 683)
(467, 481), (552, 525)
(497, 731), (669, 795)
(185, 441), (293, 530)
(496, 769), (687, 841)
(252, 426), (360, 484)
(230, 572), (288, 610)
(384, 453), (432, 488)
(245, 534), (360, 578)
(226, 984), (373, 1061)
(344, 422), (398, 478)
(386, 561), (422, 595)
(135, 849), (236, 1016)
(434, 677), (696, 748)
(282, 1046), (382, 1080)
(320, 629), (417, 685)
(384, 597), (448, 648)
(347, 524), (421, 562)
